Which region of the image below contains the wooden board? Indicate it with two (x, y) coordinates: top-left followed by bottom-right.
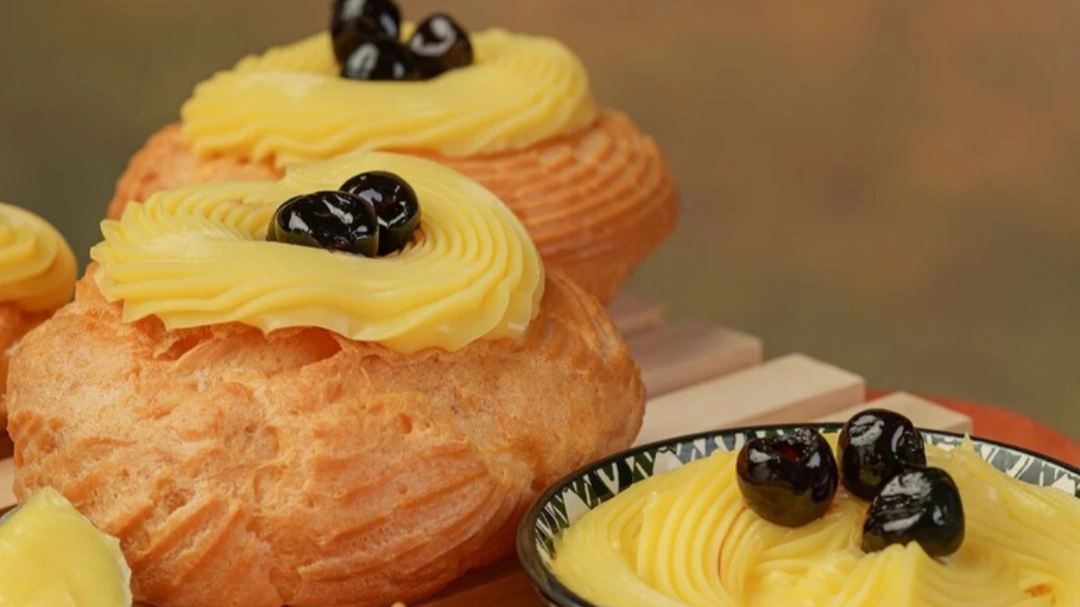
(817, 392), (974, 434)
(0, 295), (966, 607)
(626, 321), (762, 398)
(608, 293), (666, 337)
(635, 353), (866, 446)
(0, 458), (12, 509)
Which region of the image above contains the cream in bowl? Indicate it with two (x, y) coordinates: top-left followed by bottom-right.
(518, 412), (1080, 607)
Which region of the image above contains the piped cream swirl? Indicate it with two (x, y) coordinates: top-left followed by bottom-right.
(552, 437), (1080, 607)
(90, 152), (545, 354)
(0, 203), (77, 312)
(181, 29), (598, 167)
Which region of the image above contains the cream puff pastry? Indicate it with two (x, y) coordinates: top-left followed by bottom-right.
(0, 202), (76, 424)
(10, 153), (645, 607)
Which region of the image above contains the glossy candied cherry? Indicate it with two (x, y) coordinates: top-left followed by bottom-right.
(267, 190), (379, 257)
(736, 428), (839, 527)
(331, 0), (402, 63)
(838, 409), (927, 500)
(862, 467), (965, 557)
(406, 13), (474, 79)
(340, 37), (419, 81)
(340, 171), (421, 255)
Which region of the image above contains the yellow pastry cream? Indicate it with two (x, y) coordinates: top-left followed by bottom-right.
(0, 202), (77, 312)
(181, 28), (598, 167)
(90, 152), (544, 354)
(552, 437), (1080, 607)
(0, 487), (132, 607)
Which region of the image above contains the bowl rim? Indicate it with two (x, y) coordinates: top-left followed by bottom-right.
(516, 422), (1080, 607)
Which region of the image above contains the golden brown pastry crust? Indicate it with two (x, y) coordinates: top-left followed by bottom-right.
(7, 269), (645, 607)
(107, 110), (679, 303)
(0, 304), (51, 426)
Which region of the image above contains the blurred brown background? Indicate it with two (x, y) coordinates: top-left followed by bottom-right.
(1, 1), (1077, 437)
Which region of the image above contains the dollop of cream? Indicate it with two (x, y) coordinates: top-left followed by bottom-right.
(552, 437), (1080, 607)
(181, 28), (598, 167)
(0, 203), (77, 312)
(0, 487), (132, 607)
(90, 152), (545, 354)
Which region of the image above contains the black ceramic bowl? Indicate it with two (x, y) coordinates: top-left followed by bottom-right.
(517, 423), (1080, 607)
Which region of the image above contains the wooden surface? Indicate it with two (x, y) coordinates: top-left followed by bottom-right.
(635, 353), (865, 446)
(626, 322), (762, 398)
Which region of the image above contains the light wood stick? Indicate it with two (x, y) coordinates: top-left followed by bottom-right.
(607, 293), (665, 337)
(635, 353), (865, 446)
(627, 321), (762, 398)
(0, 458), (13, 509)
(816, 392), (974, 434)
